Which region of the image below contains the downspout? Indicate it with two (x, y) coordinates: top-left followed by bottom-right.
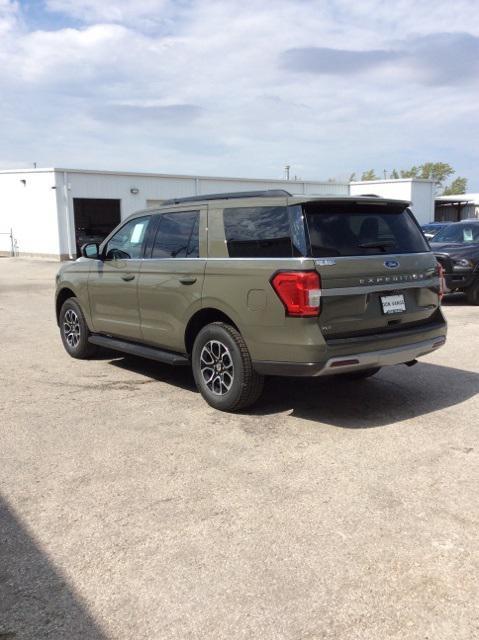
(63, 171), (74, 259)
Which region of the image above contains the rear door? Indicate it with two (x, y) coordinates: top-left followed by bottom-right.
(302, 200), (441, 339)
(138, 207), (206, 352)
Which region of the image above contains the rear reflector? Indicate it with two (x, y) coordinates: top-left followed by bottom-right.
(271, 271), (321, 317)
(329, 359), (360, 368)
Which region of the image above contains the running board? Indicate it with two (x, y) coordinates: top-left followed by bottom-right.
(88, 335), (190, 366)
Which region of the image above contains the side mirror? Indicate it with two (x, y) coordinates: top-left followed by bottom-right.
(81, 243), (100, 259)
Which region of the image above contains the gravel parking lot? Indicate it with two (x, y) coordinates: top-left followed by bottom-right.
(1, 258), (479, 640)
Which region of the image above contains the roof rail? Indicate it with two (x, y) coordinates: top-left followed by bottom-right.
(358, 193), (381, 197)
(162, 189), (292, 205)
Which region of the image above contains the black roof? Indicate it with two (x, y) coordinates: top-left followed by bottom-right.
(162, 189), (292, 205)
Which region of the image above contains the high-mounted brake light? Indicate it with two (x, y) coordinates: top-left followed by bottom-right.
(271, 271), (321, 317)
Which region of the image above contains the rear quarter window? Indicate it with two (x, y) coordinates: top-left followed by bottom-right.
(223, 206), (293, 258)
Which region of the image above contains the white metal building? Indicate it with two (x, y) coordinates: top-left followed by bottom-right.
(0, 169), (445, 261)
(350, 179), (437, 224)
(0, 168), (349, 260)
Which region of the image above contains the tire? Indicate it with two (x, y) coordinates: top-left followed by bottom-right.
(192, 322), (264, 412)
(59, 297), (97, 359)
(336, 367), (381, 380)
(466, 280), (479, 305)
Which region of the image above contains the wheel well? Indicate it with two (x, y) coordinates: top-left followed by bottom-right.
(56, 288), (75, 324)
(184, 308), (238, 354)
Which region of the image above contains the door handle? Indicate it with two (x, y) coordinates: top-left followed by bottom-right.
(121, 273), (135, 281)
(179, 276), (197, 285)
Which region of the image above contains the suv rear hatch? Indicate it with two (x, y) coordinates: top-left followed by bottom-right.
(301, 199), (441, 340)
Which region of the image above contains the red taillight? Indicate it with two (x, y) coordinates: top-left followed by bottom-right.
(271, 271), (321, 317)
(436, 262), (445, 300)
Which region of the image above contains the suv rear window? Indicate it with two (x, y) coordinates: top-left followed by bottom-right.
(223, 206), (293, 258)
(304, 202), (429, 257)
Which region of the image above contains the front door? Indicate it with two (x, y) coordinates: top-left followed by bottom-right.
(139, 208), (206, 352)
(88, 215), (151, 340)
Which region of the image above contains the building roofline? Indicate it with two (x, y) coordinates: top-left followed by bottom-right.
(0, 166), (349, 186)
(351, 178), (437, 185)
(436, 193), (479, 203)
(0, 167), (55, 175)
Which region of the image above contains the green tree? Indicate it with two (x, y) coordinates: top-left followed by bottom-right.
(356, 163), (466, 194)
(400, 166), (419, 178)
(417, 162), (454, 188)
(349, 172), (356, 182)
(443, 177), (468, 195)
(361, 169), (378, 181)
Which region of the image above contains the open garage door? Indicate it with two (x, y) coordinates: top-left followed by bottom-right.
(73, 198), (121, 256)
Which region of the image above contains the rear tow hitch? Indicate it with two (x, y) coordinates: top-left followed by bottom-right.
(404, 359), (418, 367)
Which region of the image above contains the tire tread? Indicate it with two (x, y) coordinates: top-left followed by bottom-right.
(59, 297), (97, 360)
(193, 321), (264, 411)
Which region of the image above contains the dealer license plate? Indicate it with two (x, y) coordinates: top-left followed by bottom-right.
(381, 294), (406, 315)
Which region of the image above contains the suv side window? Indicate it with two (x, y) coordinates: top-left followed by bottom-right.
(104, 216), (150, 260)
(151, 211), (199, 258)
(223, 206), (293, 258)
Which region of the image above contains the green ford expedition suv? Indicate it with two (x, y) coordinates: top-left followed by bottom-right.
(56, 190), (447, 411)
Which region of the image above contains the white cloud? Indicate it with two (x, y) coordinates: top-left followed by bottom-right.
(0, 0), (478, 187)
(45, 0), (171, 25)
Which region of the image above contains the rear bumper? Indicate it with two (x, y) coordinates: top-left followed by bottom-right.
(253, 334), (446, 377)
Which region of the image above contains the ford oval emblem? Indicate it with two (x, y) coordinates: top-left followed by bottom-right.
(384, 260), (400, 269)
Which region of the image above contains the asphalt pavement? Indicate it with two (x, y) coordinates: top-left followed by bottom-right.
(1, 258), (478, 640)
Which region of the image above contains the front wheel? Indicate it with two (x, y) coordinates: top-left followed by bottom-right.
(59, 297), (97, 359)
(192, 322), (264, 412)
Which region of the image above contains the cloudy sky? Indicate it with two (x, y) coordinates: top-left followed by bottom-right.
(1, 0), (478, 187)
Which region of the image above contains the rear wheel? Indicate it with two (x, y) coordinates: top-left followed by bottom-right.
(59, 297), (97, 359)
(192, 322), (264, 412)
(336, 367), (381, 380)
(465, 279), (479, 305)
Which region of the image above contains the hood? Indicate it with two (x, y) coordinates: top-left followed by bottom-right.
(430, 242), (479, 261)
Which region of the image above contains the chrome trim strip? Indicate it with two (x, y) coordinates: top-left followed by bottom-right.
(139, 257), (312, 261)
(140, 257), (207, 262)
(322, 278), (438, 297)
(203, 257), (312, 261)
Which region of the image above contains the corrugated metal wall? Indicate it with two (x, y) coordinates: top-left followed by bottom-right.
(63, 170), (348, 221)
